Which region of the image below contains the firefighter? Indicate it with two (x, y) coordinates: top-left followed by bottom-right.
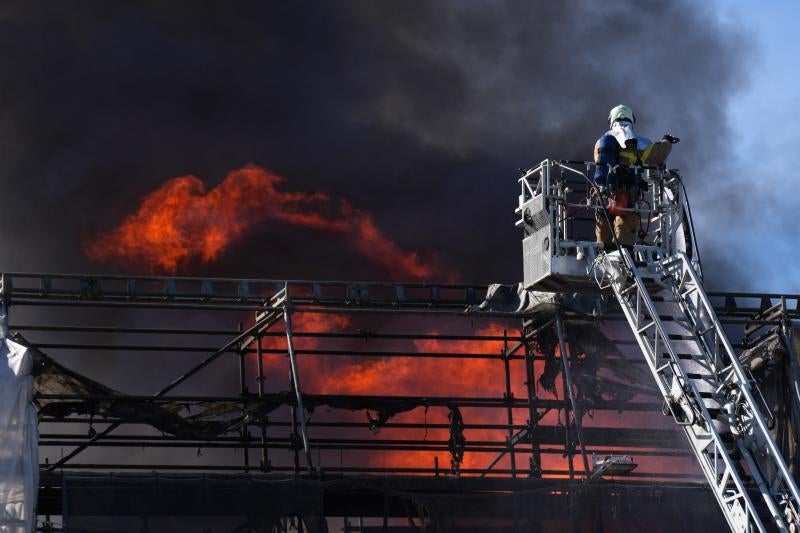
(593, 104), (679, 248)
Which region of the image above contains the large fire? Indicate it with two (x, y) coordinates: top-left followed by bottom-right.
(253, 312), (684, 478)
(82, 164), (675, 478)
(258, 314), (548, 474)
(85, 164), (439, 279)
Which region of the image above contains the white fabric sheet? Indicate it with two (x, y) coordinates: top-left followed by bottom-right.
(0, 336), (38, 533)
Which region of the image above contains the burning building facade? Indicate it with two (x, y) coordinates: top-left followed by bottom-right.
(0, 268), (791, 531)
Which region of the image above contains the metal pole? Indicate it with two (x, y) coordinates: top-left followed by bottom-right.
(555, 314), (590, 476)
(290, 403), (300, 474)
(237, 322), (250, 473)
(255, 326), (270, 470)
(561, 355), (573, 480)
(284, 305), (314, 473)
(523, 320), (543, 477)
(502, 329), (517, 477)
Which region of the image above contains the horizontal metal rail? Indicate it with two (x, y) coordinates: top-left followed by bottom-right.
(34, 393), (663, 412)
(38, 440), (692, 458)
(3, 271), (798, 315)
(36, 463), (699, 480)
(38, 434), (686, 451)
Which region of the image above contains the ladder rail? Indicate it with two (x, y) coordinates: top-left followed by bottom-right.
(602, 249), (767, 533)
(670, 252), (800, 509)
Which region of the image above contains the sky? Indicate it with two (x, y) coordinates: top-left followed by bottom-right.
(702, 0), (800, 292)
(0, 1), (796, 294)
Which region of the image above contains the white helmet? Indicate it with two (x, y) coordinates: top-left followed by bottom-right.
(608, 104), (636, 126)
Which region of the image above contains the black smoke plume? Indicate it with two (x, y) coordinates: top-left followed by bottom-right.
(0, 1), (747, 285)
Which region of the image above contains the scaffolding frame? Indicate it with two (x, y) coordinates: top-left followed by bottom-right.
(1, 272), (797, 522)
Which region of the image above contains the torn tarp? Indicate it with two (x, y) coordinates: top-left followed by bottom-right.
(26, 328), (453, 440)
(467, 283), (606, 318)
(27, 333), (250, 440)
(30, 336), (472, 471)
(467, 283), (559, 314)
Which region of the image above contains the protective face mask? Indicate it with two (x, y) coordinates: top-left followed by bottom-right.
(610, 121), (636, 148)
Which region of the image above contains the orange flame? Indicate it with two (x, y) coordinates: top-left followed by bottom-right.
(308, 322), (528, 472)
(257, 317), (546, 472)
(307, 323), (517, 397)
(255, 312), (685, 478)
(85, 164), (441, 279)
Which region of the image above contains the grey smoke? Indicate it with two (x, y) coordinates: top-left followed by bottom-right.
(0, 1), (749, 286)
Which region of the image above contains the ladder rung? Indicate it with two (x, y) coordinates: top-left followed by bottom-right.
(653, 301), (679, 308)
(650, 294), (673, 302)
(670, 353), (696, 360)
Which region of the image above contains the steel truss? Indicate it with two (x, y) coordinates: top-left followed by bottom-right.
(596, 251), (800, 531)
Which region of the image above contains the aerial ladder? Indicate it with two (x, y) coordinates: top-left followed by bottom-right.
(516, 160), (800, 532)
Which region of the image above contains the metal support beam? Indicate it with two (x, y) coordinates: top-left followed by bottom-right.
(502, 330), (518, 477)
(284, 305), (314, 473)
(255, 325), (270, 471)
(522, 318), (553, 478)
(555, 314), (590, 476)
(237, 322), (250, 473)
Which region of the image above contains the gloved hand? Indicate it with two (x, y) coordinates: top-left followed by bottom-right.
(661, 133), (680, 144)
